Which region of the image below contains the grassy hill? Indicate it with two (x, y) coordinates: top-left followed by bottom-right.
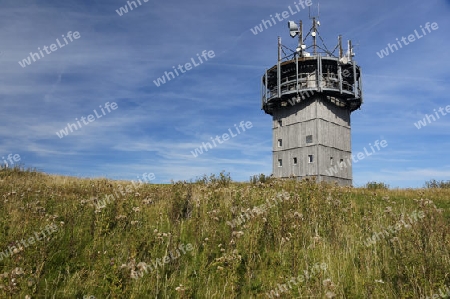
(0, 168), (449, 298)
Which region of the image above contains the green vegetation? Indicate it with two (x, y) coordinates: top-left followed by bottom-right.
(425, 179), (450, 189)
(364, 181), (390, 190)
(0, 167), (449, 298)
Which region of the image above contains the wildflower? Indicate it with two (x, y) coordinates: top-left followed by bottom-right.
(293, 211), (303, 219)
(12, 267), (24, 275)
(127, 259), (136, 269)
(313, 235), (322, 243)
(323, 278), (336, 290)
(130, 269), (140, 279)
(27, 278), (35, 287)
(142, 198), (153, 205)
(231, 231), (244, 238)
(323, 279), (332, 288)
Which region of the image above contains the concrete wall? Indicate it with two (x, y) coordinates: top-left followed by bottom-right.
(271, 96), (353, 185)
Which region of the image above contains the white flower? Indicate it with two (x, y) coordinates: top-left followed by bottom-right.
(12, 267), (24, 275)
(323, 279), (332, 287)
(130, 270), (140, 279)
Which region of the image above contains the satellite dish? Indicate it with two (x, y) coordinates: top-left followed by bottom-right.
(301, 45), (306, 49)
(288, 21), (299, 38)
(311, 32), (316, 37)
(339, 57), (349, 64)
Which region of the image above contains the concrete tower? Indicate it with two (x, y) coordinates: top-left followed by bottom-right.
(261, 18), (363, 186)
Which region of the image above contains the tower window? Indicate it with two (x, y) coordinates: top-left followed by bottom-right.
(330, 157), (333, 165)
(306, 135), (313, 144)
(339, 159), (344, 167)
(278, 159), (282, 167)
(278, 119), (282, 127)
(308, 155), (313, 163)
(293, 157), (297, 165)
(278, 139), (282, 147)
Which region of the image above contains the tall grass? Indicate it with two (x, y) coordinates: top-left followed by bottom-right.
(0, 168), (449, 298)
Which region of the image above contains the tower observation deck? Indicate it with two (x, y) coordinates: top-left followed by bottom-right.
(261, 17), (363, 185)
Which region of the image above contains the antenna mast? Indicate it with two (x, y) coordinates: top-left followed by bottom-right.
(309, 4), (320, 56)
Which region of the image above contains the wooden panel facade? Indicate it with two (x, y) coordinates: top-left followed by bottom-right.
(271, 96), (353, 185)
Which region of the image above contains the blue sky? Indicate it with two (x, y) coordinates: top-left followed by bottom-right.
(0, 0), (449, 187)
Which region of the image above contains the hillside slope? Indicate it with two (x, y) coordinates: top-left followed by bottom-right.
(0, 168), (449, 298)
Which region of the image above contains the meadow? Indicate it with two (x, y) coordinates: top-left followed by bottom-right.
(0, 167), (449, 298)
